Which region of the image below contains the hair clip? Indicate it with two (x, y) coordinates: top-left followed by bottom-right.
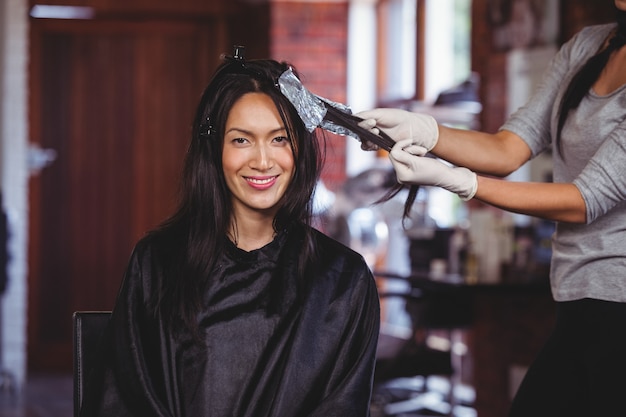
(232, 45), (245, 60)
(219, 45), (266, 81)
(199, 117), (215, 139)
(222, 45), (246, 63)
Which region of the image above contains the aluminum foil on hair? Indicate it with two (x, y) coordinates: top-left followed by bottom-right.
(277, 68), (359, 138)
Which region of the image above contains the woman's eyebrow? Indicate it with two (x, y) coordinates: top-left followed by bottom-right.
(225, 126), (287, 135)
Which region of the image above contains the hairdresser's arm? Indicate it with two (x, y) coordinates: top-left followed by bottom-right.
(389, 140), (586, 224)
(475, 176), (586, 224)
(432, 126), (531, 177)
(357, 108), (531, 177)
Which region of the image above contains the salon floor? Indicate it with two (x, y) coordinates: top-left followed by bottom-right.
(0, 373), (72, 417)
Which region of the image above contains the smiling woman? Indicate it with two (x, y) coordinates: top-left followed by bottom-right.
(77, 50), (381, 417)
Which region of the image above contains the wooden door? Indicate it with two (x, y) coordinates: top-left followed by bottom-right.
(27, 17), (220, 372)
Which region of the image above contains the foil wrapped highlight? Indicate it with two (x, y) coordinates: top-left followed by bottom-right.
(277, 68), (358, 139)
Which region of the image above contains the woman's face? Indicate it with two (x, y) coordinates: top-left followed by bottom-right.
(617, 0), (626, 11)
(222, 92), (295, 220)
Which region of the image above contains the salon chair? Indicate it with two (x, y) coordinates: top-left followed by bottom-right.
(73, 311), (111, 417)
(372, 275), (474, 417)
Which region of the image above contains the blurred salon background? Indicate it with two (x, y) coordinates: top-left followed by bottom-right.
(0, 1), (618, 416)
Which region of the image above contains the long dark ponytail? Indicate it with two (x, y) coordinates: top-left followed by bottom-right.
(555, 8), (626, 155)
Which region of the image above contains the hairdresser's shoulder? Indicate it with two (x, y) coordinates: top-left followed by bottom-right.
(559, 23), (616, 64)
(572, 23), (616, 47)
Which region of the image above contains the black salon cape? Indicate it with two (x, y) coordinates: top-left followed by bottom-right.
(80, 224), (380, 417)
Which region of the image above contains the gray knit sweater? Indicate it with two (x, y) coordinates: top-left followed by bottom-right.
(502, 23), (626, 302)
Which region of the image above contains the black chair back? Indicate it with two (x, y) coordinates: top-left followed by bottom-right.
(72, 311), (111, 417)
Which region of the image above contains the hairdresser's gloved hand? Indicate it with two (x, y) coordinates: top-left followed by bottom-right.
(356, 108), (439, 151)
(389, 139), (477, 201)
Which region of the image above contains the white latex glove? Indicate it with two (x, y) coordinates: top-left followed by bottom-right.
(356, 108), (439, 151)
(389, 139), (477, 201)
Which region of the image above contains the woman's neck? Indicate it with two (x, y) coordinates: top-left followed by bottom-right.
(228, 212), (278, 251)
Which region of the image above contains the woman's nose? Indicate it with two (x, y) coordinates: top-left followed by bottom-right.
(251, 144), (272, 170)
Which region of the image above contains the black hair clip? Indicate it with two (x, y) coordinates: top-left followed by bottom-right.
(199, 117), (215, 139)
(222, 45), (246, 63)
(232, 45), (245, 60)
(220, 45), (265, 81)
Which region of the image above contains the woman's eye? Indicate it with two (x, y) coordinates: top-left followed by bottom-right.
(232, 137), (248, 145)
(273, 136), (290, 144)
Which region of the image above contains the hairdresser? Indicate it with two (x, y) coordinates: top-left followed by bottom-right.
(357, 2), (626, 416)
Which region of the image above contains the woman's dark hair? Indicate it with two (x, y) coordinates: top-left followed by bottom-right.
(556, 7), (626, 155)
(150, 55), (323, 329)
